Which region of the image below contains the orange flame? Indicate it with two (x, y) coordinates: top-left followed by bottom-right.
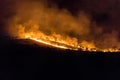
(7, 0), (120, 52)
(17, 30), (120, 52)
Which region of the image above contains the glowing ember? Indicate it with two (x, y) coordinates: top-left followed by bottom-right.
(24, 32), (78, 50)
(21, 32), (120, 52)
(30, 38), (69, 50)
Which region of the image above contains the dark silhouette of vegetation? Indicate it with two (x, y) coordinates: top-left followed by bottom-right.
(0, 37), (120, 80)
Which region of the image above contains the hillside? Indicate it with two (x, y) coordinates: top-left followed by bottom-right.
(0, 37), (120, 80)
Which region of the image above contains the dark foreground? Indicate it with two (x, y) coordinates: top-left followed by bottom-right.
(0, 37), (120, 80)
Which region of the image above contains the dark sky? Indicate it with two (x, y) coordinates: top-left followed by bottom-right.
(53, 0), (120, 33)
(53, 0), (120, 26)
(0, 0), (120, 36)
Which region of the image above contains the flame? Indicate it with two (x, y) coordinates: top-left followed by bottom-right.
(7, 0), (120, 53)
(17, 30), (120, 52)
(30, 38), (69, 49)
(23, 32), (78, 50)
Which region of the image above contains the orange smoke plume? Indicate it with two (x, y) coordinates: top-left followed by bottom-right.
(7, 0), (120, 52)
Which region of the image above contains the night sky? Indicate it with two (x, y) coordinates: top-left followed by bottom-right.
(54, 0), (118, 26)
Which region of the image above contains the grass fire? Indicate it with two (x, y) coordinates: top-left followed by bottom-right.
(6, 0), (120, 53)
(1, 1), (120, 80)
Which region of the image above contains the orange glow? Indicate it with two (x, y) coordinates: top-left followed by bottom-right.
(7, 1), (120, 53)
(18, 31), (120, 52)
(29, 38), (69, 50)
(23, 32), (78, 50)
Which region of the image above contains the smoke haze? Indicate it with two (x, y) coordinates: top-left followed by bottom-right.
(1, 0), (120, 50)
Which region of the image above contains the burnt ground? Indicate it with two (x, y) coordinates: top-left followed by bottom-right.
(0, 36), (120, 80)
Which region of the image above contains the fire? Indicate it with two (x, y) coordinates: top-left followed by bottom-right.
(17, 30), (120, 52)
(23, 32), (78, 50)
(7, 0), (120, 53)
(30, 38), (69, 49)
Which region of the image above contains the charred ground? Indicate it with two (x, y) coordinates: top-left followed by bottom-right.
(0, 36), (120, 80)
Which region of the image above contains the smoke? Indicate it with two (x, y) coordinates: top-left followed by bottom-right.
(2, 0), (120, 50)
(7, 1), (91, 37)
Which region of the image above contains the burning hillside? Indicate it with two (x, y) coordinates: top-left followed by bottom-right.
(5, 0), (120, 52)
